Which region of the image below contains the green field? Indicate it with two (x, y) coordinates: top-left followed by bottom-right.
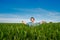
(0, 23), (60, 40)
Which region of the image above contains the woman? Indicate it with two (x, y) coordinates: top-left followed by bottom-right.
(27, 17), (35, 26)
(22, 17), (40, 26)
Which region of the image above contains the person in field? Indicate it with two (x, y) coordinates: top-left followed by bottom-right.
(22, 17), (40, 26)
(27, 17), (35, 26)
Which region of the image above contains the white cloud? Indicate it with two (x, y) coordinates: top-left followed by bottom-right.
(0, 13), (21, 18)
(0, 8), (60, 23)
(48, 12), (60, 20)
(14, 8), (49, 14)
(0, 18), (29, 23)
(0, 13), (30, 23)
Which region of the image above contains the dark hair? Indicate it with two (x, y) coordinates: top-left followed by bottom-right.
(30, 17), (35, 20)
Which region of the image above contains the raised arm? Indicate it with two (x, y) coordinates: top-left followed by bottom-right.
(21, 21), (26, 24)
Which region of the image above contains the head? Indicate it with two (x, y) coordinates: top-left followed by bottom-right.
(30, 17), (35, 22)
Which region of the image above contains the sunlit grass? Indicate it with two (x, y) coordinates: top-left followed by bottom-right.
(0, 23), (60, 40)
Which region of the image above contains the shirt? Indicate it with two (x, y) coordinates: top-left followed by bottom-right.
(27, 22), (35, 26)
(27, 22), (40, 26)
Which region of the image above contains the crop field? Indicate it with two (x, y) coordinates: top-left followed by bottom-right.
(0, 23), (60, 40)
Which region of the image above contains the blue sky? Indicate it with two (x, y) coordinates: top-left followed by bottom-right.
(0, 0), (60, 23)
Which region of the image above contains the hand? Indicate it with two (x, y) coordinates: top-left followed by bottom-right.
(22, 21), (26, 24)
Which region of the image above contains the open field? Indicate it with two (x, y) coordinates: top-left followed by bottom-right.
(0, 23), (60, 40)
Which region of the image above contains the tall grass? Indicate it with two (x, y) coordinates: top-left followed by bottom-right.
(0, 23), (60, 40)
